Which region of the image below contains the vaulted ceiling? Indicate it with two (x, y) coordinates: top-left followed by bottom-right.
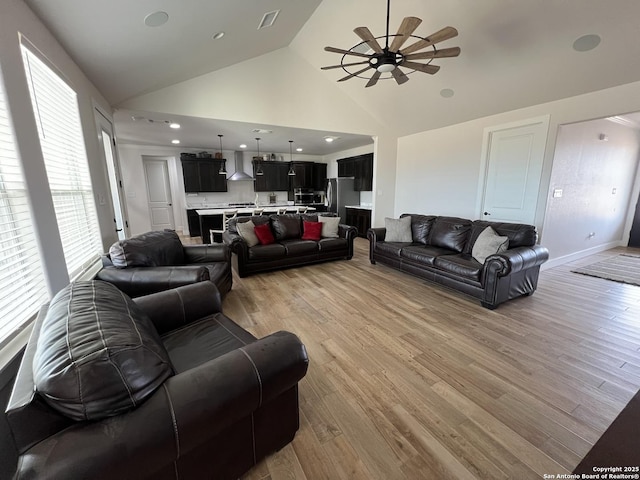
(23, 0), (640, 147)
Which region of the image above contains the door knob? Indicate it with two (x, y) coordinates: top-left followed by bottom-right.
(483, 211), (491, 216)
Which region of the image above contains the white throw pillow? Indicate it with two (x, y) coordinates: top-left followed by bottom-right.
(319, 216), (340, 238)
(472, 226), (509, 264)
(384, 216), (412, 242)
(236, 220), (260, 247)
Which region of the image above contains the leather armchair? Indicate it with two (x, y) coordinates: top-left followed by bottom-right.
(6, 281), (308, 480)
(96, 229), (232, 298)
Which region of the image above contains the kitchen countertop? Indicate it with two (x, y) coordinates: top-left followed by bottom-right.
(345, 205), (372, 210)
(196, 206), (316, 216)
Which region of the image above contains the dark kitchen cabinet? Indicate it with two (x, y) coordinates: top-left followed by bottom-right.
(337, 153), (373, 191)
(289, 162), (314, 189)
(313, 162), (327, 191)
(186, 209), (201, 237)
(253, 160), (289, 191)
(345, 207), (371, 238)
(181, 155), (227, 192)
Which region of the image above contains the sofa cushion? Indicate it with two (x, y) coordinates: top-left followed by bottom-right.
(254, 223), (276, 245)
(434, 254), (483, 282)
(472, 226), (509, 264)
(385, 216), (412, 242)
(401, 214), (437, 245)
(248, 243), (287, 261)
(32, 281), (174, 422)
(375, 241), (410, 257)
(281, 239), (319, 256)
(428, 217), (472, 253)
(228, 215), (270, 234)
(271, 214), (301, 241)
(464, 221), (537, 253)
(236, 219), (260, 247)
(400, 245), (456, 266)
(319, 216), (341, 238)
(109, 230), (184, 268)
(302, 221), (322, 241)
(318, 237), (348, 252)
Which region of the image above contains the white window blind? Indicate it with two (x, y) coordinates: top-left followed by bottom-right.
(0, 72), (49, 345)
(21, 45), (103, 279)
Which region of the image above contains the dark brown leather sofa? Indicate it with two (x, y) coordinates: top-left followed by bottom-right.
(96, 229), (232, 298)
(368, 214), (549, 309)
(223, 213), (357, 277)
(5, 281), (308, 480)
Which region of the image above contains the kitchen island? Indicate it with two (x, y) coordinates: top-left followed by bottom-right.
(196, 205), (316, 243)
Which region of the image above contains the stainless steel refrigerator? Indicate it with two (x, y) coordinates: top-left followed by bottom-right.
(326, 177), (359, 221)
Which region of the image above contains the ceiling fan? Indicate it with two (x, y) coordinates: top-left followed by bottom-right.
(322, 0), (460, 87)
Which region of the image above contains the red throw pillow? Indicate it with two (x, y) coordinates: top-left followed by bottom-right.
(302, 221), (322, 241)
(254, 223), (275, 245)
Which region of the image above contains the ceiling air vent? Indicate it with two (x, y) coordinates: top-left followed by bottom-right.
(258, 10), (279, 29)
(252, 128), (273, 134)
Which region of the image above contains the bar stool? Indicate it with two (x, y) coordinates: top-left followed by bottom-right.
(210, 209), (238, 243)
(253, 208), (265, 216)
(277, 207), (288, 215)
(296, 206), (308, 214)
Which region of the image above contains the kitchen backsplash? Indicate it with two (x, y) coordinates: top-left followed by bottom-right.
(185, 182), (290, 208)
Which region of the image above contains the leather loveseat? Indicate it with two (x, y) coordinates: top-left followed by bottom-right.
(368, 214), (549, 309)
(96, 229), (232, 298)
(6, 281), (309, 480)
(223, 213), (357, 277)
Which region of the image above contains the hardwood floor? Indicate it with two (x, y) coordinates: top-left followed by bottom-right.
(215, 237), (640, 479)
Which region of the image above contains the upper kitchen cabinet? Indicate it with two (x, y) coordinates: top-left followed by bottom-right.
(253, 160), (289, 192)
(289, 162), (314, 189)
(313, 163), (327, 191)
(181, 154), (227, 192)
(337, 153), (373, 191)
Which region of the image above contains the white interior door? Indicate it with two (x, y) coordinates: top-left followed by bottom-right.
(481, 117), (549, 224)
(143, 158), (175, 231)
(95, 109), (128, 240)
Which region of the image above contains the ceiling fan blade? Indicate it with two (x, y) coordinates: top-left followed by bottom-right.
(353, 27), (384, 54)
(404, 46), (461, 60)
(366, 71), (382, 88)
(338, 65), (372, 82)
(389, 17), (422, 52)
(391, 68), (409, 85)
(321, 60), (370, 70)
(400, 61), (440, 74)
(400, 26), (459, 55)
(324, 46), (372, 58)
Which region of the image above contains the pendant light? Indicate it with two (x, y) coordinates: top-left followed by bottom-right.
(287, 140), (296, 176)
(217, 134), (227, 175)
(255, 137), (264, 176)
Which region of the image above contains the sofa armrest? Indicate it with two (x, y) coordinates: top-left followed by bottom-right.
(95, 265), (210, 298)
(484, 245), (549, 277)
(338, 224), (358, 239)
(367, 227), (387, 263)
(133, 282), (223, 335)
(165, 330), (309, 454)
(183, 243), (230, 264)
(222, 231), (245, 253)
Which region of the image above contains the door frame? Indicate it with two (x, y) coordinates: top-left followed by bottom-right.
(476, 115), (550, 223)
(94, 105), (130, 239)
(142, 156), (175, 231)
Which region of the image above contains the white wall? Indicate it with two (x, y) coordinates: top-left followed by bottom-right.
(396, 79), (640, 263)
(543, 119), (640, 263)
(0, 0), (113, 293)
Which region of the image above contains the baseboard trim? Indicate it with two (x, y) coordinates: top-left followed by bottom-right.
(541, 240), (624, 270)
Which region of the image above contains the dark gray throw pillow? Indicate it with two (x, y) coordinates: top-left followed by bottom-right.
(33, 281), (174, 421)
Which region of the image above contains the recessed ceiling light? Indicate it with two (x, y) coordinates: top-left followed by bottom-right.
(296, 147), (303, 152)
(144, 11), (169, 27)
(252, 128), (273, 134)
(440, 88), (455, 98)
(239, 144), (247, 149)
(573, 34), (601, 52)
(171, 139), (180, 144)
(169, 122), (180, 129)
(324, 136), (339, 143)
(212, 32), (225, 40)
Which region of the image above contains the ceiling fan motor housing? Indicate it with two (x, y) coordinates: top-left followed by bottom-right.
(373, 50), (402, 72)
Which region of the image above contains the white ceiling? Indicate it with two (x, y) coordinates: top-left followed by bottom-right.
(22, 0), (640, 149)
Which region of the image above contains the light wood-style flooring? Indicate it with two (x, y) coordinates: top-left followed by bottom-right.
(214, 237), (640, 479)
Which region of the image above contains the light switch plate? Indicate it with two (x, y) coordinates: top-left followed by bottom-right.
(553, 188), (563, 198)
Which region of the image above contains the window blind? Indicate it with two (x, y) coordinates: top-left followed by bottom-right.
(0, 72), (48, 345)
(21, 46), (103, 279)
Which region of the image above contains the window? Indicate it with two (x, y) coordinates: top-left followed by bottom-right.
(0, 70), (48, 345)
(21, 45), (102, 278)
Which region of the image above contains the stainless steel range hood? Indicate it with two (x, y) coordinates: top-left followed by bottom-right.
(227, 151), (254, 181)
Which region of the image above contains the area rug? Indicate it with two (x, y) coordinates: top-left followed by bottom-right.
(571, 253), (640, 287)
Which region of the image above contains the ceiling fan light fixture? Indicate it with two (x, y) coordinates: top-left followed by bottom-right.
(377, 63), (396, 73)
